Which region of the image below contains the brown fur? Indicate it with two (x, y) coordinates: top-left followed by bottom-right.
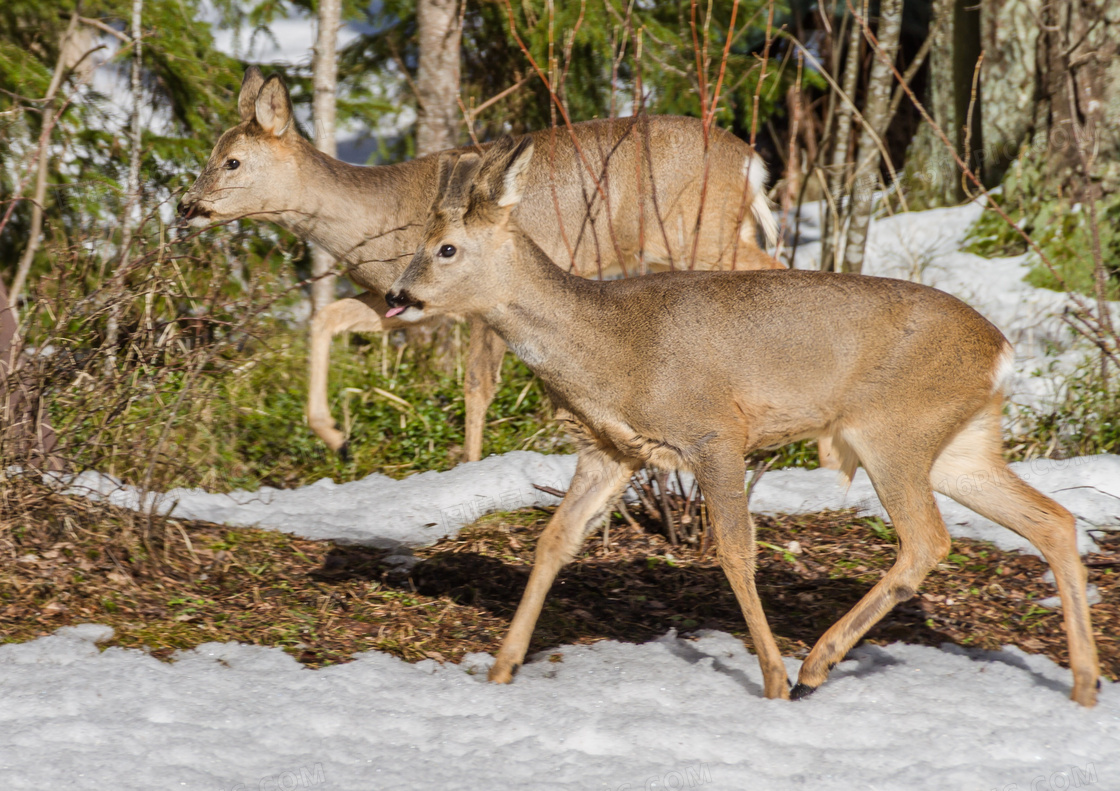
(180, 68), (783, 460)
(384, 138), (1101, 706)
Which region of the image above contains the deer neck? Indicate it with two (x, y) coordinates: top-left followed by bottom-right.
(481, 236), (611, 392)
(277, 140), (435, 292)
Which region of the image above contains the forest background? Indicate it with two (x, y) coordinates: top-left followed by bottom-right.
(0, 0), (1117, 501)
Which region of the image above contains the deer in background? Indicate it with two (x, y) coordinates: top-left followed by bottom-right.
(179, 67), (783, 463)
(383, 137), (1100, 707)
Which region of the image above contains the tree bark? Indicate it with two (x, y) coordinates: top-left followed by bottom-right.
(415, 0), (461, 155)
(310, 0), (341, 317)
(819, 7), (862, 271)
(411, 0), (463, 374)
(841, 0), (903, 274)
(903, 0), (955, 206)
(979, 0), (1042, 185)
(119, 0), (144, 261)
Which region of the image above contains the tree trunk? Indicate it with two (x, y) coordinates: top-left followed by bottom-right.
(411, 0), (463, 374)
(119, 0), (144, 261)
(310, 0), (341, 317)
(979, 0), (1042, 185)
(903, 0), (956, 206)
(842, 0), (903, 274)
(416, 0), (461, 155)
(819, 7), (862, 271)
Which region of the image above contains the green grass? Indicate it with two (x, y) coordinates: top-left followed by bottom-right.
(147, 323), (574, 491)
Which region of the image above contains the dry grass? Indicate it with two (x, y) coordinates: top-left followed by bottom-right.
(2, 478), (1116, 680)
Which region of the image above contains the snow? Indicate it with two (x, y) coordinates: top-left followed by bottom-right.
(747, 454), (1120, 556)
(206, 3), (362, 68)
(1, 625), (1116, 790)
(62, 451), (578, 551)
(62, 453), (1120, 559)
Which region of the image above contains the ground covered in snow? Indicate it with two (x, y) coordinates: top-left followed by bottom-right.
(63, 453), (1120, 559)
(1, 625), (1117, 791)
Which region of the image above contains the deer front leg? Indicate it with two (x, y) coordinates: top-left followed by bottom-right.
(307, 292), (395, 458)
(696, 452), (790, 700)
(489, 447), (637, 683)
(463, 317), (507, 463)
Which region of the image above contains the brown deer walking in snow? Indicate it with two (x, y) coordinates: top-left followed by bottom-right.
(178, 67), (783, 462)
(383, 136), (1100, 706)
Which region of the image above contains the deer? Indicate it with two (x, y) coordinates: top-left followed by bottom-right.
(178, 67), (785, 464)
(382, 136), (1101, 707)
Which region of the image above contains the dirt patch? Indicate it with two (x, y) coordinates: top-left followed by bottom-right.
(1, 483), (1116, 678)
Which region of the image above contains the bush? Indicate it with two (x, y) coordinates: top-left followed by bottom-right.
(963, 157), (1120, 299)
(1007, 362), (1120, 460)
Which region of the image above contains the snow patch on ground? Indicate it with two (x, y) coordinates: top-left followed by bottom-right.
(748, 454), (1120, 556)
(62, 453), (1120, 556)
(0, 625), (1116, 791)
(62, 451), (576, 550)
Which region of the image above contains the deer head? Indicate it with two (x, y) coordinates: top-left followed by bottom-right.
(178, 67), (302, 226)
(385, 136), (536, 322)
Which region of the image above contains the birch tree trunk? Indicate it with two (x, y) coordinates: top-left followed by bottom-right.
(415, 0), (461, 156)
(841, 0), (903, 274)
(310, 0), (341, 317)
(819, 8), (862, 271)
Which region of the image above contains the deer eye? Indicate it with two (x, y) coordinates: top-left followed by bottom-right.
(224, 158), (240, 170)
(438, 244), (456, 258)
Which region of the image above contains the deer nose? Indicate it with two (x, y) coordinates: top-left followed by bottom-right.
(177, 200), (192, 218)
(384, 289), (421, 318)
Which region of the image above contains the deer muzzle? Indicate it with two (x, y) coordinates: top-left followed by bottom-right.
(384, 289), (424, 319)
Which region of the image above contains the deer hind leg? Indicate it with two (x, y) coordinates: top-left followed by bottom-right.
(931, 401), (1100, 707)
(794, 434), (951, 698)
(489, 447), (637, 683)
(696, 453), (789, 699)
(307, 292), (392, 458)
(462, 317), (507, 463)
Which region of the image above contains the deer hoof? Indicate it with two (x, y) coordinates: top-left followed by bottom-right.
(790, 682), (818, 701)
(337, 441), (351, 463)
(487, 661), (519, 684)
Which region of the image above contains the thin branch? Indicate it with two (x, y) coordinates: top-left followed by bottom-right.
(9, 11), (84, 308)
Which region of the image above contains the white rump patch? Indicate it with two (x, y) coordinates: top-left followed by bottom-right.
(742, 154), (778, 249)
(992, 341), (1014, 394)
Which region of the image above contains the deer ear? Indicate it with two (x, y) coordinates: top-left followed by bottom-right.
(255, 74), (293, 137)
(488, 136), (534, 209)
(238, 66), (265, 122)
(435, 151), (459, 203)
